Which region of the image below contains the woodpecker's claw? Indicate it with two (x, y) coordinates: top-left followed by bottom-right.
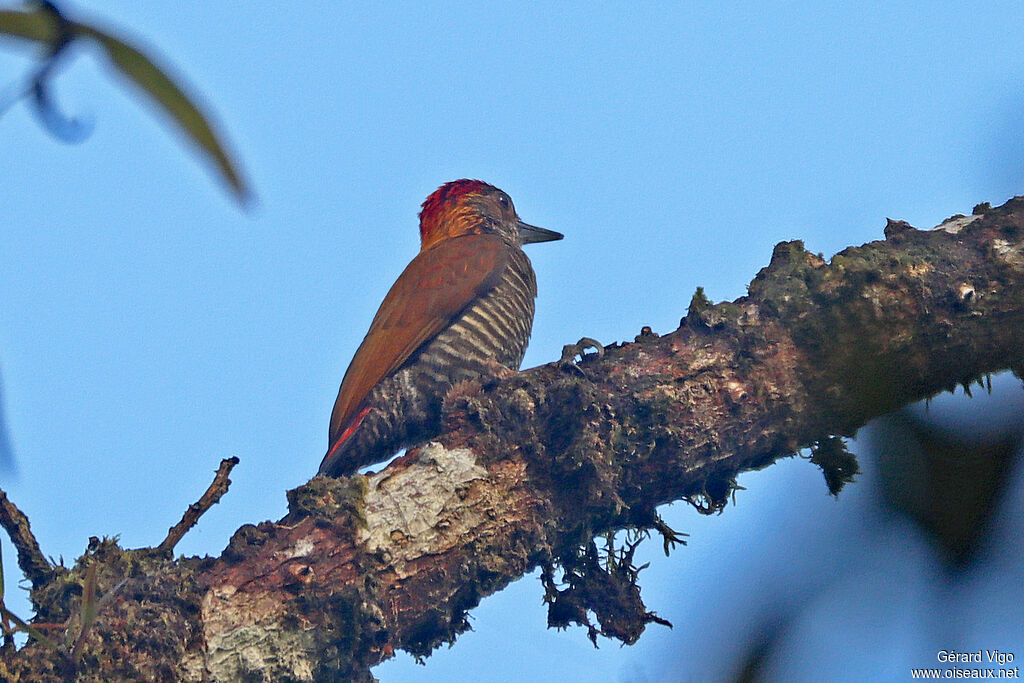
(483, 357), (517, 380)
(559, 337), (604, 374)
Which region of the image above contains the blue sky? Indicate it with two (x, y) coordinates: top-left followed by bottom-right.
(2, 2), (1022, 680)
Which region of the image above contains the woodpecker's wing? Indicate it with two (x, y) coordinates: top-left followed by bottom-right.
(328, 234), (509, 445)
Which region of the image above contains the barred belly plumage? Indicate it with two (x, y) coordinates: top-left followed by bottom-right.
(336, 247), (537, 470)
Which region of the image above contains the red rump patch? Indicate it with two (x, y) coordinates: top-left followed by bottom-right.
(419, 179), (493, 240)
(323, 405), (372, 468)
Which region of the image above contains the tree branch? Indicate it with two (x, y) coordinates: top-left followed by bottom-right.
(0, 487), (52, 592)
(156, 456), (239, 556)
(4, 198), (1024, 681)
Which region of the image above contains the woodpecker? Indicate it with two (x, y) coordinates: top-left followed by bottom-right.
(319, 180), (562, 477)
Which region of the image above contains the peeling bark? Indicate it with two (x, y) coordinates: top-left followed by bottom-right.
(4, 198), (1024, 681)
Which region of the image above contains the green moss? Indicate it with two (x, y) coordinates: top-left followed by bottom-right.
(286, 475), (367, 529)
(303, 587), (382, 682)
(21, 536), (209, 681)
(684, 473), (740, 514)
(687, 286), (711, 316)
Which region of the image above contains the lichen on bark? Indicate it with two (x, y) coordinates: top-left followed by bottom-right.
(3, 197), (1024, 681)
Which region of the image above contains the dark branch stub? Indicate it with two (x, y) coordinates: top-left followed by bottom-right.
(156, 456), (239, 555)
(0, 487), (52, 591)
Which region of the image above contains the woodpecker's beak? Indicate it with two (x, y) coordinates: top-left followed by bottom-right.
(518, 220), (563, 244)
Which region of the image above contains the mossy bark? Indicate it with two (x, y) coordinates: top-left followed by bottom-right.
(4, 199), (1024, 681)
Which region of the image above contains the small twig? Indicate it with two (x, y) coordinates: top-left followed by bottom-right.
(0, 487), (52, 590)
(156, 457), (239, 555)
(0, 604), (56, 650)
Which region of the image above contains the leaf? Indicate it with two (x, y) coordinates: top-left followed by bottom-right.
(75, 22), (251, 204)
(71, 563), (97, 660)
(0, 8), (59, 45)
(0, 4), (252, 205)
(79, 564), (97, 632)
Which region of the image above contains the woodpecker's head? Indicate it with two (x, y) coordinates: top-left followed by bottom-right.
(418, 179), (563, 251)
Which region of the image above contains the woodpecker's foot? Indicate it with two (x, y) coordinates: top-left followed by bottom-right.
(445, 378), (485, 404)
(559, 337), (604, 375)
(445, 360), (515, 404)
(483, 357), (517, 380)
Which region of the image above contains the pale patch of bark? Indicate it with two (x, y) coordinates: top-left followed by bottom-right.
(4, 197), (1024, 681)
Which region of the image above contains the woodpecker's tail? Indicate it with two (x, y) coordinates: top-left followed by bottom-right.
(318, 406), (371, 477)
